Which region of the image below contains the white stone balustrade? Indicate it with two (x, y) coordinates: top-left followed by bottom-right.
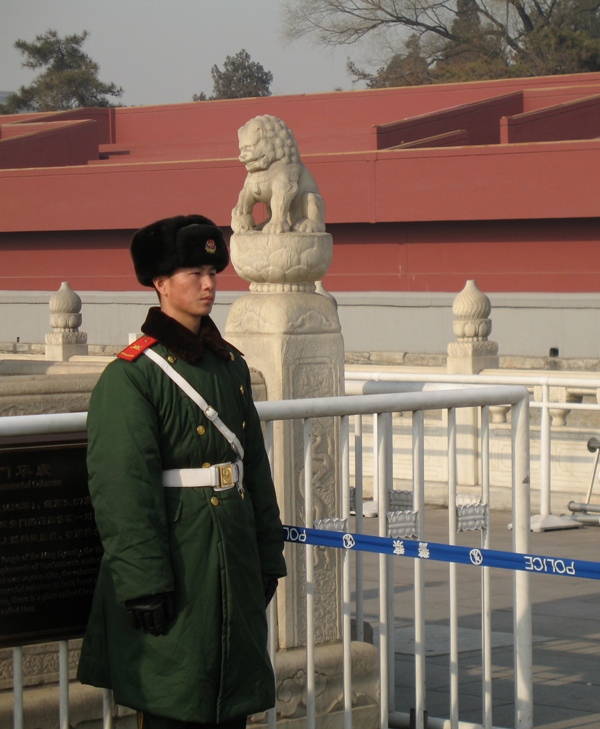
(533, 385), (583, 426)
(448, 281), (590, 429)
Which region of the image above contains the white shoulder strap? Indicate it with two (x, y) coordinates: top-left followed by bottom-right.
(143, 347), (244, 459)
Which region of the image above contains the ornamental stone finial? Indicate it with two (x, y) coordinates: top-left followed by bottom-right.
(447, 280), (498, 375)
(45, 282), (88, 361)
(49, 281), (82, 332)
(452, 280), (492, 341)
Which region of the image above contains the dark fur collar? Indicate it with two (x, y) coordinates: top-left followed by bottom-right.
(141, 306), (231, 364)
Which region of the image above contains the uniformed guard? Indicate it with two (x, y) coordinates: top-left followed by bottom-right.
(78, 214), (286, 729)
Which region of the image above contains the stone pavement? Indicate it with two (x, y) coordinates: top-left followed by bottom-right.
(356, 507), (600, 729)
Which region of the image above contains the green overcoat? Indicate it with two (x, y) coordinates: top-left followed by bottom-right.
(77, 310), (286, 723)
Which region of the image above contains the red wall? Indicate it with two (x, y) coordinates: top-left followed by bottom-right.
(7, 108), (115, 143)
(102, 72), (600, 160)
(502, 94), (600, 143)
(2, 73), (600, 296)
(0, 121), (99, 170)
(375, 93), (524, 148)
(323, 220), (600, 293)
(2, 138), (599, 233)
(1, 218), (599, 294)
(524, 85), (600, 111)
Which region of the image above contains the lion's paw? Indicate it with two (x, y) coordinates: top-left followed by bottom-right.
(232, 213), (256, 233)
(263, 220), (291, 235)
(293, 218), (325, 234)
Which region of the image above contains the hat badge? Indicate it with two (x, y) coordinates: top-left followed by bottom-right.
(205, 239), (217, 254)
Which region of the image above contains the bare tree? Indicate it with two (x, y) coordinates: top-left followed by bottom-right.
(283, 0), (600, 84)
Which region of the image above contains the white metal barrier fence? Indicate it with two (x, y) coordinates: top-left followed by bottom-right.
(2, 386), (532, 729)
(345, 370), (600, 532)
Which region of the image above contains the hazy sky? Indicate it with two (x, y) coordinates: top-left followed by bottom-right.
(0, 0), (357, 106)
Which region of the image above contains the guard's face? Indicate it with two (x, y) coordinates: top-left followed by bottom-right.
(153, 265), (217, 331)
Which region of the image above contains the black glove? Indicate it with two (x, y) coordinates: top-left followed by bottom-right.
(125, 592), (175, 636)
(263, 576), (279, 607)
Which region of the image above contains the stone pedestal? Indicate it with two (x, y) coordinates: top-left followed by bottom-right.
(45, 332), (89, 362)
(250, 642), (380, 729)
(447, 340), (499, 375)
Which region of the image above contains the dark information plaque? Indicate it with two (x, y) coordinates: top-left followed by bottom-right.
(0, 436), (102, 648)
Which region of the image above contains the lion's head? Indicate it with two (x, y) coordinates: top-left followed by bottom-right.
(238, 115), (300, 173)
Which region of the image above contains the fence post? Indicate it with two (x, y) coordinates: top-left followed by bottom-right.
(511, 396), (533, 728)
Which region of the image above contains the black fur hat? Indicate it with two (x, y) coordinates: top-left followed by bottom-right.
(131, 214), (229, 286)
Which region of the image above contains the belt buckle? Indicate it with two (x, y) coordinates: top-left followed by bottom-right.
(218, 464), (235, 488)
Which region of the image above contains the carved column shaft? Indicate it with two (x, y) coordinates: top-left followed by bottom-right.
(226, 233), (344, 650)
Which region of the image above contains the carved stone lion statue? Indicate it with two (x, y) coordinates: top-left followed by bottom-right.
(231, 115), (326, 235)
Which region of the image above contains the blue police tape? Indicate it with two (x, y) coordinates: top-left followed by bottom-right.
(283, 525), (600, 580)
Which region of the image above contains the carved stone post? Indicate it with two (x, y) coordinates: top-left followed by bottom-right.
(226, 115), (378, 729)
(45, 282), (88, 361)
(227, 232), (343, 647)
(447, 280), (499, 485)
(447, 280), (498, 374)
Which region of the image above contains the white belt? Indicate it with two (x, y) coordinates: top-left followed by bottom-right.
(162, 461), (243, 491)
